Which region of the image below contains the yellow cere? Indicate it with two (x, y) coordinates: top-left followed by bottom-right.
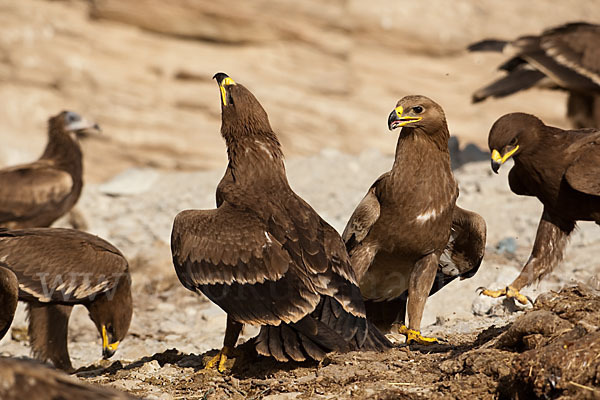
(395, 106), (404, 118)
(102, 325), (120, 351)
(221, 77), (236, 86)
(491, 149), (502, 163)
(492, 145), (520, 164)
(219, 77), (236, 106)
(393, 105), (422, 127)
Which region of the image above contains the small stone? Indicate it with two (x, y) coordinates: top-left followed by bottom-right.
(138, 360), (161, 374)
(495, 237), (517, 256)
(262, 393), (302, 400)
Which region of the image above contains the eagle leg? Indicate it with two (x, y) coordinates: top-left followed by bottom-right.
(27, 302), (74, 372)
(477, 285), (529, 305)
(395, 324), (438, 345)
(204, 315), (242, 373)
(405, 253), (439, 343)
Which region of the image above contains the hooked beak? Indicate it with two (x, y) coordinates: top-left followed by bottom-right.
(388, 106), (422, 131)
(490, 145), (519, 174)
(102, 325), (120, 359)
(67, 118), (101, 139)
(213, 72), (236, 106)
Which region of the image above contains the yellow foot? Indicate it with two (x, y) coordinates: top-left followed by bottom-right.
(204, 346), (233, 373)
(478, 285), (529, 305)
(396, 325), (438, 345)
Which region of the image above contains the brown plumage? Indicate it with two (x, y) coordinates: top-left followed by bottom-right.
(469, 22), (600, 128)
(0, 357), (138, 399)
(0, 228), (132, 372)
(343, 96), (486, 344)
(171, 73), (391, 371)
(0, 264), (18, 340)
(480, 112), (600, 304)
(0, 111), (99, 228)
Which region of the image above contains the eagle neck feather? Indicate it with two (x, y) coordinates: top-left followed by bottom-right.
(393, 127), (451, 170)
(40, 125), (83, 178)
(224, 128), (287, 188)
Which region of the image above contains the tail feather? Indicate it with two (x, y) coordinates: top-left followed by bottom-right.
(268, 325), (287, 362)
(254, 296), (392, 362)
(281, 324), (305, 362)
(298, 332), (327, 361)
(361, 319), (394, 351)
(255, 327), (270, 358)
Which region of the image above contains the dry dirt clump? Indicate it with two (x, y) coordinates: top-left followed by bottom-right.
(78, 285), (600, 399)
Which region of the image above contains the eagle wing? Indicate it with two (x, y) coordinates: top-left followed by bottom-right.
(537, 23), (600, 90)
(171, 202), (321, 326)
(0, 228), (128, 303)
(565, 137), (600, 196)
(469, 23), (600, 101)
(0, 161), (73, 225)
(342, 173), (387, 253)
(440, 206), (487, 279)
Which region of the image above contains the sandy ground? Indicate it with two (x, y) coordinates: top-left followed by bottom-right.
(0, 150), (599, 399)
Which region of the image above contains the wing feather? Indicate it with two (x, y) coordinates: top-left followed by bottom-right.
(440, 206), (487, 280)
(342, 173), (386, 253)
(172, 203), (322, 325)
(0, 162), (73, 224)
(0, 228), (128, 303)
(565, 137), (600, 196)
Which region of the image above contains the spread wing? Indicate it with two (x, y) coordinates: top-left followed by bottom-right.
(0, 161), (73, 224)
(565, 137), (600, 196)
(469, 23), (600, 101)
(537, 23), (600, 90)
(439, 206), (487, 280)
(172, 198), (367, 327)
(172, 203), (320, 326)
(0, 228), (128, 303)
(471, 65), (547, 102)
(342, 173), (386, 253)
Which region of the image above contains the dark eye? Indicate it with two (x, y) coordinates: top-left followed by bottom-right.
(412, 106), (423, 114)
(509, 137), (518, 146)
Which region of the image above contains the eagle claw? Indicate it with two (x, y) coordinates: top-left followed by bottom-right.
(396, 325), (439, 345)
(204, 346), (233, 373)
(477, 285), (530, 305)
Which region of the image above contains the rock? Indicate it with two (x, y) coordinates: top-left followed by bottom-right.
(495, 237), (517, 256)
(262, 393), (302, 400)
(138, 359), (161, 374)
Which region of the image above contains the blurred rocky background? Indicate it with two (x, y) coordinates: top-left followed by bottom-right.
(1, 0), (599, 182)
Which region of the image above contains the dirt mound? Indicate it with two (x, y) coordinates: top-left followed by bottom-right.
(78, 285), (600, 399)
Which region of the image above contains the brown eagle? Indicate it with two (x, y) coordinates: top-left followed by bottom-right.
(0, 228), (132, 372)
(480, 112), (600, 304)
(0, 111), (99, 229)
(0, 357), (138, 399)
(343, 96), (486, 344)
(469, 22), (600, 129)
(171, 73), (391, 372)
(0, 264), (18, 340)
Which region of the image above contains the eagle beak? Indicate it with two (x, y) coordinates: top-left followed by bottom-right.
(67, 118), (101, 139)
(213, 72), (236, 106)
(101, 325), (120, 359)
(490, 145), (519, 174)
(388, 106), (422, 131)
